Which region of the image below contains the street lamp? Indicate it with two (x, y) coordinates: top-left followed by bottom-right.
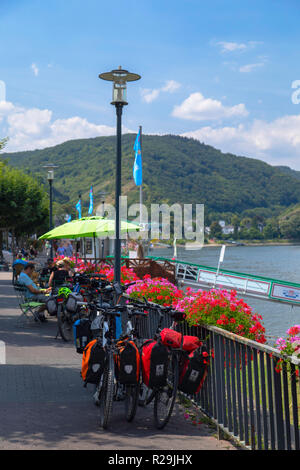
(43, 163), (59, 260)
(99, 66), (141, 283)
(99, 191), (107, 217)
(98, 191), (107, 259)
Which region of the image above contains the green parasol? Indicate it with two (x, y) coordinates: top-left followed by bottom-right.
(39, 216), (140, 240)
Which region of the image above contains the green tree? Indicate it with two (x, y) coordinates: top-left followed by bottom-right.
(231, 214), (240, 239)
(263, 217), (281, 239)
(279, 209), (300, 239)
(0, 161), (49, 254)
(247, 227), (263, 240)
(210, 221), (223, 239)
(0, 138), (8, 152)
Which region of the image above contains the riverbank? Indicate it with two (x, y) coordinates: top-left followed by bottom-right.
(153, 240), (300, 249)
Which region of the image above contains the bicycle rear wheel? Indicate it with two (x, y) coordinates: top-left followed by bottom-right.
(57, 306), (73, 342)
(99, 351), (114, 429)
(124, 383), (139, 422)
(153, 353), (179, 430)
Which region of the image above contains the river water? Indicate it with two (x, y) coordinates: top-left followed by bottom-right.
(151, 245), (300, 343)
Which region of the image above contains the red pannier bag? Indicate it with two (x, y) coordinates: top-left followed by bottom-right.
(160, 328), (202, 353)
(178, 345), (210, 395)
(141, 339), (169, 388)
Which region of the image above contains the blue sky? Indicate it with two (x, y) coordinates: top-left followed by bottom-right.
(1, 0), (300, 169)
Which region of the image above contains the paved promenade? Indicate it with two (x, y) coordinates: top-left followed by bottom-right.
(0, 271), (237, 451)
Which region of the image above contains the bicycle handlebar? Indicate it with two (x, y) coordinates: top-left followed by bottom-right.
(113, 281), (137, 296)
(138, 296), (186, 321)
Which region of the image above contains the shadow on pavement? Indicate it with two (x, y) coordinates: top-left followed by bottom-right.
(0, 364), (235, 450)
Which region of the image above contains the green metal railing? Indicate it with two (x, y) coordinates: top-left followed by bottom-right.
(147, 256), (300, 307)
(134, 304), (300, 450)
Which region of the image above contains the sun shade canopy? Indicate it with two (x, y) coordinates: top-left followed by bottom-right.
(39, 216), (140, 240)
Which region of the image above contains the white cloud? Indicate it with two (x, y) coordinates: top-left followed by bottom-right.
(8, 108), (52, 136)
(181, 114), (300, 170)
(141, 88), (160, 104)
(0, 101), (124, 152)
(141, 80), (181, 103)
(172, 92), (249, 121)
(216, 40), (263, 53)
(0, 100), (16, 117)
(31, 63), (39, 77)
(239, 62), (265, 73)
(162, 80), (181, 93)
(217, 41), (248, 53)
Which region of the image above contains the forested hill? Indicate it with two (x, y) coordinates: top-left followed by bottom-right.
(2, 134), (300, 216)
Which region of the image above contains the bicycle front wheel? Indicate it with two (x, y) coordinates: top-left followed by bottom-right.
(153, 353), (179, 430)
(124, 383), (139, 422)
(99, 351), (114, 429)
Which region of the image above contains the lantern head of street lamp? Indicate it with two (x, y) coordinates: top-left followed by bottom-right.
(99, 190), (107, 203)
(43, 163), (59, 181)
(99, 66), (141, 106)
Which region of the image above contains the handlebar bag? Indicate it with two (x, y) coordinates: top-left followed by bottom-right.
(73, 318), (92, 354)
(182, 336), (203, 353)
(81, 339), (106, 387)
(115, 338), (140, 385)
(160, 328), (202, 353)
(141, 339), (169, 388)
(160, 328), (182, 349)
(178, 345), (209, 395)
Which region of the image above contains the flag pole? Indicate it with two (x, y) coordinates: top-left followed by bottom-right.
(214, 244), (226, 287)
(139, 125), (143, 227)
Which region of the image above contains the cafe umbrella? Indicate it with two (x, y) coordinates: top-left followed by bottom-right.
(39, 216), (140, 240)
(39, 216), (140, 259)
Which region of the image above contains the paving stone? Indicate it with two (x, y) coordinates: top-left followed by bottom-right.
(0, 271), (237, 451)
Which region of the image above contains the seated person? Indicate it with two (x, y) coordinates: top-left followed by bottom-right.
(13, 253), (28, 267)
(48, 259), (69, 288)
(62, 257), (75, 277)
(19, 263), (52, 321)
(12, 253), (28, 281)
(40, 258), (55, 277)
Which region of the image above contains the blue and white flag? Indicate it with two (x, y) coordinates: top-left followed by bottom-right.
(88, 186), (93, 215)
(133, 128), (142, 186)
(76, 199), (82, 220)
(67, 214), (72, 223)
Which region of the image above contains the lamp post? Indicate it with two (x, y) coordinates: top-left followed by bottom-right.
(43, 164), (59, 260)
(99, 67), (141, 283)
(99, 191), (107, 259)
(99, 191), (107, 217)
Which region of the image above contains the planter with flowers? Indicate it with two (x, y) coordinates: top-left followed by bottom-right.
(126, 277), (266, 344)
(98, 264), (140, 284)
(53, 255), (139, 284)
(173, 288), (266, 344)
(275, 325), (300, 377)
(126, 274), (184, 306)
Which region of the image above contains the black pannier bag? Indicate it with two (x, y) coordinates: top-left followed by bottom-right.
(81, 339), (106, 387)
(178, 345), (209, 395)
(141, 339), (169, 389)
(73, 318), (93, 354)
(66, 293), (84, 313)
(115, 338), (140, 385)
(46, 296), (57, 316)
